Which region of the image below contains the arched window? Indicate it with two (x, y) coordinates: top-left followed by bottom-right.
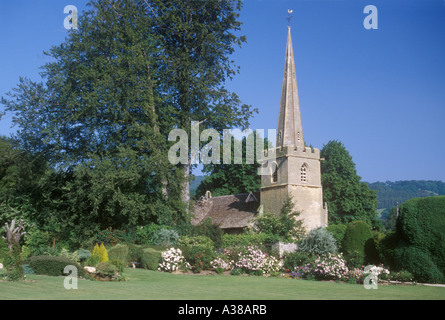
(271, 161), (278, 183)
(301, 163), (308, 183)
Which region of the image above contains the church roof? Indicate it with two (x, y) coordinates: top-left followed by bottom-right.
(191, 192), (260, 230)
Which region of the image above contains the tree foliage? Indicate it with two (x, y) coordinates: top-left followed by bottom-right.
(320, 140), (378, 226)
(0, 0), (254, 247)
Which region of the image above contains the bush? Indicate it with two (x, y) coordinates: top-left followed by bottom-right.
(341, 221), (373, 267)
(135, 223), (173, 245)
(108, 244), (130, 266)
(298, 228), (338, 256)
(92, 243), (109, 263)
(96, 261), (124, 280)
(152, 228), (179, 247)
(140, 248), (163, 271)
(395, 196), (445, 282)
(394, 246), (444, 284)
(234, 246), (282, 276)
(27, 255), (84, 277)
(283, 251), (313, 271)
(192, 218), (224, 249)
(95, 227), (129, 246)
(311, 253), (349, 281)
(177, 235), (215, 272)
(222, 233), (274, 249)
(326, 224), (347, 250)
(158, 248), (190, 272)
(76, 248), (92, 263)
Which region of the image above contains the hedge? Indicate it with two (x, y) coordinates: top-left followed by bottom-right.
(394, 196), (445, 283)
(27, 255), (84, 277)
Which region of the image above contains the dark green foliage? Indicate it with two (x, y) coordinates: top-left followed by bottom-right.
(394, 246), (444, 284)
(177, 235), (215, 272)
(393, 196), (445, 283)
(326, 224), (347, 250)
(320, 140), (378, 226)
(27, 255), (84, 277)
(196, 134), (265, 199)
(253, 196), (305, 242)
(140, 248), (163, 271)
(107, 244), (130, 266)
(377, 232), (399, 270)
(222, 233), (274, 249)
(368, 180), (445, 209)
(341, 221), (373, 267)
(97, 261), (122, 278)
(283, 251), (313, 271)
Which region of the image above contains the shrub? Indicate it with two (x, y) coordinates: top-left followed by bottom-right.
(95, 227), (129, 246)
(341, 221), (373, 267)
(96, 261), (124, 280)
(152, 228), (179, 247)
(158, 248), (190, 272)
(92, 243), (109, 263)
(377, 232), (399, 271)
(326, 224), (347, 250)
(234, 246), (282, 276)
(192, 218), (224, 249)
(222, 233), (274, 249)
(76, 248), (92, 263)
(312, 253), (349, 281)
(140, 248), (163, 271)
(108, 244), (130, 266)
(283, 251), (313, 271)
(210, 257), (233, 274)
(395, 196), (445, 282)
(135, 223), (173, 245)
(27, 255), (84, 277)
(394, 246), (444, 284)
(298, 228), (338, 256)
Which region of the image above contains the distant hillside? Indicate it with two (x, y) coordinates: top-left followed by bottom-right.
(367, 180), (445, 209)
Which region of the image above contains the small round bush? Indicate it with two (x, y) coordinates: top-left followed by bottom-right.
(299, 227), (338, 255)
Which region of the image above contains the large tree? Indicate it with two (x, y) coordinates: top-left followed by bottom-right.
(146, 0), (257, 206)
(1, 0), (255, 244)
(1, 0), (181, 242)
(320, 140), (378, 226)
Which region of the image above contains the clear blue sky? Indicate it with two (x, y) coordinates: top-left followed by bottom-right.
(1, 0), (444, 183)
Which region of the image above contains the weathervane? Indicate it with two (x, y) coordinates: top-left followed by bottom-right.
(287, 9), (293, 25)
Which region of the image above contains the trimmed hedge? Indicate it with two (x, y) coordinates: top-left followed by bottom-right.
(140, 248), (163, 270)
(341, 221), (373, 266)
(394, 196), (445, 283)
(27, 255), (84, 277)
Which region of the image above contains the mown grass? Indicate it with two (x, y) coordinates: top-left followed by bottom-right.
(0, 268), (444, 300)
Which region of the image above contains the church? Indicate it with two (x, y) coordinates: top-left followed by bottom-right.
(192, 26), (328, 234)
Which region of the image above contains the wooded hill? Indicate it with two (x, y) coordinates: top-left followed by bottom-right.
(367, 180), (445, 209)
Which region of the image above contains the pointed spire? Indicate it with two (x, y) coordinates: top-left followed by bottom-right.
(276, 26), (305, 150)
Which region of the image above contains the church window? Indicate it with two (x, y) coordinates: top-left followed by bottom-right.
(301, 164), (308, 183)
(271, 162), (278, 183)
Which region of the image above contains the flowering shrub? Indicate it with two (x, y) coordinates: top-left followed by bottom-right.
(233, 246), (283, 276)
(261, 255), (283, 276)
(158, 248), (190, 273)
(210, 257), (233, 274)
(312, 253), (349, 281)
(290, 266), (311, 280)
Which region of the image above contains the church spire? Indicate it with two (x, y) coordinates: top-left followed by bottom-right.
(276, 26), (305, 149)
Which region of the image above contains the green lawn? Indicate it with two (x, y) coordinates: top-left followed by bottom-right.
(1, 268), (444, 300)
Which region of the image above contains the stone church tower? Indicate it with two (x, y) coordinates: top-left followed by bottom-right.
(260, 26), (328, 232)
